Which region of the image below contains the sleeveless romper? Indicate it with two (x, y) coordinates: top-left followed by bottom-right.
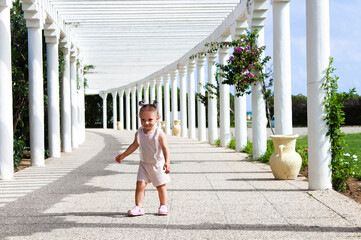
(136, 127), (170, 187)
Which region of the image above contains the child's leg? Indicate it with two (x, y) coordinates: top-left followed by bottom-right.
(135, 181), (146, 207)
(156, 184), (167, 206)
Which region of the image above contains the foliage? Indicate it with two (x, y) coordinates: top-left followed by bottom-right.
(322, 57), (354, 192)
(13, 136), (27, 167)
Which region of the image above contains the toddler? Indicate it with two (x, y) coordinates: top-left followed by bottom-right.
(115, 100), (170, 216)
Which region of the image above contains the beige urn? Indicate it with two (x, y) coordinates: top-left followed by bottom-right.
(172, 120), (181, 136)
(269, 134), (302, 180)
(161, 121), (166, 133)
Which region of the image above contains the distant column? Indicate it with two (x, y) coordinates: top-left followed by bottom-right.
(45, 23), (61, 157)
(144, 81), (150, 104)
(207, 52), (218, 144)
(0, 1), (14, 179)
(163, 74), (171, 134)
(23, 4), (45, 166)
(156, 77), (163, 121)
(251, 28), (267, 159)
(218, 47), (231, 147)
(118, 89), (124, 130)
(231, 21), (248, 151)
(125, 89), (131, 130)
(100, 93), (108, 129)
(70, 48), (78, 148)
(131, 86), (137, 131)
(197, 56), (206, 141)
(273, 0), (292, 135)
(171, 69), (178, 124)
(150, 79), (156, 103)
(137, 84), (143, 128)
(60, 39), (72, 153)
(112, 92), (117, 130)
(306, 0), (332, 190)
(187, 59), (196, 139)
(179, 64), (188, 138)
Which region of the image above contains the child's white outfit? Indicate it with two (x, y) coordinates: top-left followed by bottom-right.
(136, 127), (170, 187)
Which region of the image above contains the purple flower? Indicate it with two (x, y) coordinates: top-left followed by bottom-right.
(270, 79), (273, 82)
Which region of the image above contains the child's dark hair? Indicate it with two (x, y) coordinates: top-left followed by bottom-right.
(138, 100), (159, 116)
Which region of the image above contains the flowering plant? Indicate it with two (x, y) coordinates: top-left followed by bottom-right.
(191, 29), (274, 131)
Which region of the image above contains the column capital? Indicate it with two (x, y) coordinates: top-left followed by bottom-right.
(150, 79), (156, 87)
(156, 76), (163, 85)
(144, 81), (150, 89)
(118, 89), (124, 95)
(132, 85), (137, 92)
(163, 73), (170, 84)
(218, 46), (230, 55)
(178, 64), (187, 76)
(137, 83), (143, 92)
(44, 23), (60, 44)
(22, 2), (45, 28)
(230, 21), (248, 40)
(187, 59), (196, 71)
(207, 52), (217, 63)
(70, 46), (78, 63)
(196, 56), (206, 66)
(100, 93), (107, 99)
(126, 88), (131, 95)
(111, 92), (117, 99)
(170, 69), (178, 80)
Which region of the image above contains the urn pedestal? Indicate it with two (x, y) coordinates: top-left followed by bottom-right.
(269, 134), (302, 180)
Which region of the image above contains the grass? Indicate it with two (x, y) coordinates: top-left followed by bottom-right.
(226, 133), (361, 179)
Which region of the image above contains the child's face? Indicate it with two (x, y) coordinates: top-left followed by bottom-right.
(139, 110), (159, 131)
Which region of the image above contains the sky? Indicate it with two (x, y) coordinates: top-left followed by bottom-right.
(245, 0), (361, 111)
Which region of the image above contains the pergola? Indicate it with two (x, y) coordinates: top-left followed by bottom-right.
(0, 0), (331, 190)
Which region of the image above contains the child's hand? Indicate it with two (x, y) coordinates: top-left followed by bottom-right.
(115, 154), (123, 164)
(163, 162), (170, 174)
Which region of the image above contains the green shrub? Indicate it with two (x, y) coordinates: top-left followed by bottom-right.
(13, 136), (27, 167)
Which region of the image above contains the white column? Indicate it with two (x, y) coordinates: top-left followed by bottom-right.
(231, 22), (248, 151)
(70, 49), (78, 148)
(150, 79), (156, 103)
(24, 8), (45, 166)
(60, 39), (71, 153)
(218, 47), (231, 147)
(118, 89), (124, 130)
(137, 84), (143, 128)
(0, 1), (14, 179)
(131, 86), (137, 130)
(179, 64), (188, 138)
(100, 93), (108, 129)
(77, 64), (85, 144)
(112, 92), (117, 130)
(207, 52), (218, 144)
(197, 56), (206, 141)
(144, 82), (150, 104)
(156, 77), (163, 121)
(187, 59), (196, 139)
(273, 0), (292, 135)
(125, 89), (131, 130)
(306, 0), (332, 190)
(163, 74), (171, 134)
(171, 69), (178, 124)
(45, 25), (61, 157)
(251, 28), (267, 159)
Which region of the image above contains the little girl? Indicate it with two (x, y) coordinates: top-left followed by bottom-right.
(115, 100), (170, 216)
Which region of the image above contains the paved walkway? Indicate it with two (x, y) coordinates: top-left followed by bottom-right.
(0, 129), (360, 239)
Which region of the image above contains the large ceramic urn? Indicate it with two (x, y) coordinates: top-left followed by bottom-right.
(172, 120), (181, 136)
(269, 134), (302, 180)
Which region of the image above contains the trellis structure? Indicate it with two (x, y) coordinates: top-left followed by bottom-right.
(0, 0), (331, 190)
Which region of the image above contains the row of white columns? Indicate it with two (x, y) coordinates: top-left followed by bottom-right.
(0, 1), (85, 180)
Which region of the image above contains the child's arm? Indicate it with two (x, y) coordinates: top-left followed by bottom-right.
(159, 131), (170, 174)
(115, 133), (139, 163)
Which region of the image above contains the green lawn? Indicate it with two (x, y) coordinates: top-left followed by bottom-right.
(296, 133), (361, 179)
